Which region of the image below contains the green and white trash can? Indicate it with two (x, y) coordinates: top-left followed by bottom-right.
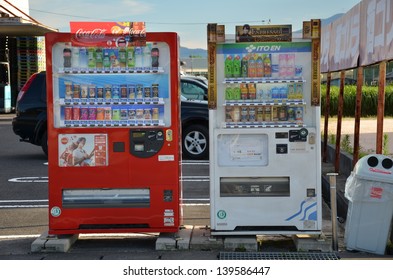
(344, 154), (393, 255)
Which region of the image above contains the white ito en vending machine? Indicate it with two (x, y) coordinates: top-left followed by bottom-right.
(208, 23), (322, 235)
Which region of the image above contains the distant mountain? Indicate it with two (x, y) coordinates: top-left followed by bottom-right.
(322, 13), (344, 26)
(180, 14), (345, 58)
(180, 46), (207, 59)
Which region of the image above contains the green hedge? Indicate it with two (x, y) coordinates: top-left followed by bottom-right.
(320, 85), (393, 117)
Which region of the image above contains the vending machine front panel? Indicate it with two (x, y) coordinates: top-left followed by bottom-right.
(46, 31), (181, 234)
(209, 35), (322, 235)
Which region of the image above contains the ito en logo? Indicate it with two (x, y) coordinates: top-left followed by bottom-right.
(246, 45), (257, 53)
(217, 210), (227, 219)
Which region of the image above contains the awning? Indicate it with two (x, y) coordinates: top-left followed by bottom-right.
(0, 17), (58, 37)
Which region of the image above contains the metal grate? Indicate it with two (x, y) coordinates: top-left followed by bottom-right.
(219, 252), (340, 260)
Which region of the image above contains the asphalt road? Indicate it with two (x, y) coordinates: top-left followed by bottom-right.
(0, 120), (210, 237)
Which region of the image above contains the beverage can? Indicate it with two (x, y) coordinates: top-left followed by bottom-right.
(65, 82), (73, 99)
(72, 107), (80, 120)
(136, 85), (143, 99)
(128, 84), (136, 99)
(88, 107), (97, 120)
(73, 84), (80, 98)
(287, 106), (295, 122)
(232, 107), (240, 122)
(128, 109), (136, 119)
(279, 106), (287, 121)
(152, 108), (159, 120)
(248, 106), (256, 122)
(265, 106), (272, 121)
(104, 107), (112, 120)
(80, 85), (88, 98)
(112, 85), (120, 99)
(295, 107), (303, 123)
(104, 85), (112, 100)
(96, 107), (105, 120)
(64, 107), (72, 120)
(240, 106), (248, 122)
(272, 106), (278, 121)
(225, 107), (233, 122)
(112, 108), (120, 120)
(120, 108), (128, 120)
(88, 85), (96, 99)
(120, 85), (128, 98)
(136, 109), (144, 119)
(80, 107), (89, 120)
(152, 84), (159, 98)
(256, 106), (264, 122)
(96, 87), (104, 98)
(144, 87), (151, 98)
(143, 108), (151, 119)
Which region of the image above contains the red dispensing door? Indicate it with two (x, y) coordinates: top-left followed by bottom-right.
(46, 25), (181, 235)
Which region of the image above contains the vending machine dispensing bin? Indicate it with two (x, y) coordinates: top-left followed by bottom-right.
(46, 24), (181, 235)
(208, 23), (322, 235)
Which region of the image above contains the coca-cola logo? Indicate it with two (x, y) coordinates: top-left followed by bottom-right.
(75, 28), (107, 39)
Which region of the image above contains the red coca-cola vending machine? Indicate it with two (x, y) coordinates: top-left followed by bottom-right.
(46, 22), (181, 235)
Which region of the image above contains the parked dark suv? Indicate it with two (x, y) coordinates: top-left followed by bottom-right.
(12, 72), (209, 160)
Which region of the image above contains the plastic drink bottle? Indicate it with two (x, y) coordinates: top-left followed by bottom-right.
(256, 55), (264, 77)
(233, 55), (241, 78)
(71, 47), (79, 69)
(134, 47), (143, 68)
(126, 47), (135, 68)
(248, 54), (256, 78)
(142, 44), (152, 68)
(103, 49), (110, 68)
(79, 47), (88, 69)
(241, 55), (248, 78)
(263, 54), (272, 77)
(63, 43), (72, 68)
(88, 47), (96, 69)
(151, 44), (159, 67)
(95, 48), (103, 69)
(119, 48), (126, 68)
(224, 55), (233, 78)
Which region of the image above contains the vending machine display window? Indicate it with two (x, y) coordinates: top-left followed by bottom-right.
(51, 42), (172, 129)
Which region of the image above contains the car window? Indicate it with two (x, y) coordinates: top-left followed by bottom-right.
(181, 80), (207, 101)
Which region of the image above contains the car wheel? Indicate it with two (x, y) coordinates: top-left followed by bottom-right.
(182, 124), (208, 160)
(41, 130), (48, 157)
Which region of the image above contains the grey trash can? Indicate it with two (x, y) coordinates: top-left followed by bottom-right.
(344, 154), (393, 255)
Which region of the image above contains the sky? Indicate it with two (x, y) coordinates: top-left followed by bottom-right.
(28, 0), (362, 50)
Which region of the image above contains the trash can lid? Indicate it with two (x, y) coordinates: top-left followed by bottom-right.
(353, 154), (393, 184)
